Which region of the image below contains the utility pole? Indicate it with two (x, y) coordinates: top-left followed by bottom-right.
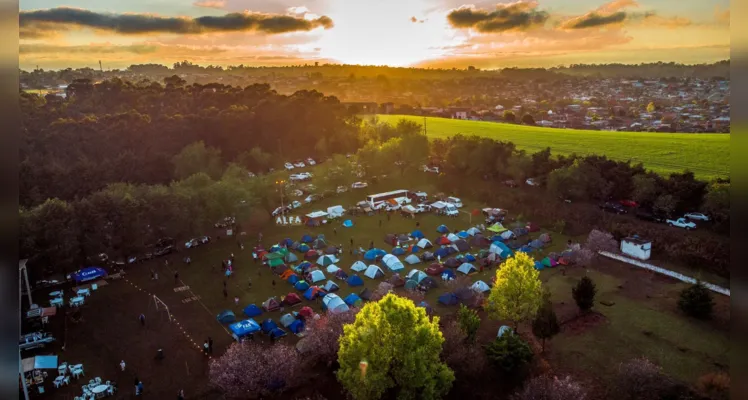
(423, 116), (427, 135)
(99, 60), (103, 73)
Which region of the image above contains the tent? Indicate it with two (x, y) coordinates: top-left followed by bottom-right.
(530, 239), (544, 249)
(285, 252), (299, 263)
(304, 250), (319, 260)
(364, 248), (386, 261)
(282, 293), (302, 306)
(343, 219), (354, 228)
(359, 288), (372, 301)
(411, 229), (424, 239)
(434, 247), (450, 258)
(513, 227), (529, 237)
(288, 319), (305, 334)
(469, 235), (491, 248)
(541, 257), (558, 268)
(420, 277), (437, 291)
(435, 236), (451, 246)
(396, 233), (409, 243)
(71, 267), (107, 283)
(426, 263), (444, 275)
(364, 265), (385, 279)
(471, 280), (491, 293)
(351, 261), (367, 272)
(323, 280), (340, 292)
(297, 244), (310, 253)
(444, 257), (460, 268)
(230, 319), (260, 339)
(322, 293), (350, 313)
(534, 261), (545, 270)
(280, 313), (297, 328)
(539, 233), (552, 243)
(436, 225), (450, 233)
(446, 233), (459, 242)
(381, 254), (399, 268)
(404, 254), (421, 265)
(392, 247), (406, 256)
(326, 264), (341, 274)
(438, 292), (459, 306)
(299, 306), (314, 319)
(281, 238), (294, 247)
(316, 255), (337, 267)
(334, 269), (349, 280)
(217, 310), (236, 324)
(404, 279), (418, 290)
(295, 261), (312, 273)
(274, 265), (290, 276)
(294, 280), (310, 291)
(290, 241), (300, 250)
(526, 222), (540, 232)
(268, 258), (285, 268)
(312, 238), (327, 249)
(487, 223), (508, 233)
(457, 230), (469, 239)
(309, 270), (326, 283)
(453, 239), (470, 252)
(464, 254), (477, 262)
(500, 230), (515, 240)
(324, 246), (339, 255)
(344, 293), (363, 307)
(268, 244), (282, 253)
(407, 269), (428, 283)
(408, 245), (421, 253)
(262, 297), (281, 312)
(261, 319), (279, 334)
(466, 227), (482, 236)
(441, 269), (456, 281)
(280, 270), (295, 281)
(421, 251), (435, 261)
(347, 275), (364, 287)
(304, 286), (325, 300)
(457, 263), (477, 275)
(384, 233), (397, 246)
(244, 304), (263, 317)
(388, 273), (405, 287)
(416, 238), (433, 249)
(489, 241), (513, 258)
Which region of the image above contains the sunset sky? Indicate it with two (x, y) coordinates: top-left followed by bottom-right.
(19, 0), (730, 70)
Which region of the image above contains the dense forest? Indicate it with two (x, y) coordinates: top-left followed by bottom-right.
(20, 80), (729, 281)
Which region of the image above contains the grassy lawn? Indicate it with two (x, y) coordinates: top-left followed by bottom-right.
(372, 114), (730, 180)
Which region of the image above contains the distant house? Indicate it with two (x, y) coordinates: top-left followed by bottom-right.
(342, 102), (379, 114)
(380, 102), (395, 114)
(449, 108), (470, 120)
(621, 236), (651, 260)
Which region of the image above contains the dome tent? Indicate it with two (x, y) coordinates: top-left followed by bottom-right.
(437, 225), (450, 233)
(411, 229), (424, 239)
(322, 293), (350, 314)
(457, 263), (477, 275)
(351, 261), (367, 272)
(323, 280), (340, 292)
(326, 264), (341, 274)
(217, 310), (236, 324)
(364, 265), (385, 279)
(404, 254), (421, 264)
(308, 270), (326, 283)
(416, 238), (433, 249)
(294, 280), (310, 291)
(344, 293), (362, 307)
(471, 280), (490, 293)
(392, 247), (406, 256)
(407, 269), (427, 283)
(346, 274), (364, 286)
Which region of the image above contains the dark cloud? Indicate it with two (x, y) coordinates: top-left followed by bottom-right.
(19, 7), (334, 38)
(19, 43), (160, 55)
(561, 9), (691, 30)
(561, 11), (627, 29)
(447, 1), (549, 33)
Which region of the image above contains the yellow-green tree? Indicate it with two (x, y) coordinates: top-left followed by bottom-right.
(646, 102), (656, 113)
(337, 293), (454, 400)
(486, 252), (543, 329)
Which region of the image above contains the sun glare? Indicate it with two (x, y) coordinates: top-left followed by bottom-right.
(316, 0), (463, 66)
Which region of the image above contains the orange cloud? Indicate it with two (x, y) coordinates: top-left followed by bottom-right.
(193, 0), (227, 9)
(559, 0), (691, 30)
(714, 6), (729, 25)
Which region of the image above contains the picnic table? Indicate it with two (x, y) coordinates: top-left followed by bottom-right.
(70, 296), (84, 307)
(91, 384), (108, 394)
(50, 298), (63, 307)
(49, 291), (62, 297)
(76, 288), (90, 297)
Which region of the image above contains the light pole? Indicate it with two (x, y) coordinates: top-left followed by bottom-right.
(275, 179), (286, 214)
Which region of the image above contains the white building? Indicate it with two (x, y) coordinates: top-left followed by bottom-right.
(621, 236), (651, 260)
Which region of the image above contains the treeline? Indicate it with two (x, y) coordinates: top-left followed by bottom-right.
(20, 78), (360, 207)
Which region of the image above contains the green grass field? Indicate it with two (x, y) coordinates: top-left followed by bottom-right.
(373, 115), (730, 180)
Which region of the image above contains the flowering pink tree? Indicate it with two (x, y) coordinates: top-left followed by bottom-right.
(441, 320), (486, 376)
(567, 248), (595, 267)
(297, 309), (357, 366)
(512, 375), (588, 400)
(370, 282), (394, 301)
(585, 229), (618, 254)
(209, 342), (300, 398)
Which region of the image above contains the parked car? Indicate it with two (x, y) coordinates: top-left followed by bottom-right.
(414, 204), (431, 213)
(525, 178), (539, 186)
(445, 196), (463, 208)
(290, 189), (304, 197)
(294, 161), (306, 168)
(635, 210), (666, 223)
(599, 202), (627, 214)
(289, 200), (302, 209)
(306, 158), (316, 165)
(214, 216), (235, 228)
(284, 162), (294, 170)
(619, 199), (638, 207)
(351, 182), (368, 189)
(684, 212), (710, 221)
(272, 206), (291, 216)
(336, 185), (348, 193)
(421, 165), (439, 173)
(185, 236), (210, 249)
(304, 194), (321, 204)
(503, 180), (518, 188)
(667, 218), (696, 230)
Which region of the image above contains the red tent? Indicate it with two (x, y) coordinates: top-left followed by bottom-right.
(426, 263), (445, 276)
(256, 250), (268, 260)
(282, 293), (302, 306)
(436, 236), (451, 245)
(526, 222), (540, 232)
(299, 306), (314, 319)
(304, 250), (318, 260)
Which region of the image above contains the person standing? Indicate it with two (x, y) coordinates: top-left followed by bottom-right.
(174, 270), (179, 284)
(177, 389), (185, 400)
(223, 287), (228, 298)
(154, 271), (159, 280)
(350, 237), (354, 246)
(208, 337), (213, 354)
(248, 278), (252, 289)
(139, 313), (146, 327)
(137, 381), (144, 396)
(252, 251), (257, 263)
(203, 340), (209, 355)
(333, 228), (337, 236)
(234, 296), (239, 306)
(119, 360), (126, 372)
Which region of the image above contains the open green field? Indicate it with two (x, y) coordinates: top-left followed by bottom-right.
(374, 114), (730, 180)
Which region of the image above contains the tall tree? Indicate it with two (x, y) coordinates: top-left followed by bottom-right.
(572, 276), (597, 313)
(457, 304), (481, 343)
(486, 252), (544, 329)
(531, 291), (560, 353)
(172, 141), (223, 180)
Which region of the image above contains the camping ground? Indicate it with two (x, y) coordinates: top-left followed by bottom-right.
(44, 168), (729, 398)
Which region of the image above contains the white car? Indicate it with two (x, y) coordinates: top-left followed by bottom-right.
(290, 189), (304, 197)
(446, 196), (463, 208)
(306, 158), (316, 165)
(422, 165), (439, 173)
(526, 178), (539, 186)
(289, 200), (302, 209)
(415, 204), (431, 213)
(247, 172), (256, 178)
(336, 185), (348, 193)
(284, 162), (294, 170)
(294, 161), (306, 168)
(290, 172), (312, 182)
(272, 206), (290, 216)
(385, 203), (402, 211)
(304, 194), (321, 204)
(684, 212), (710, 221)
(185, 236), (210, 249)
(351, 182), (368, 189)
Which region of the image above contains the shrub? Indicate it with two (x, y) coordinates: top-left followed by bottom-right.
(696, 372), (730, 400)
(298, 309), (357, 366)
(209, 342), (301, 398)
(485, 333), (533, 374)
(609, 358), (678, 400)
(572, 276), (597, 312)
(531, 292), (560, 352)
(512, 375), (587, 400)
(441, 320), (487, 376)
(585, 229), (617, 254)
(678, 283), (714, 319)
(457, 304), (481, 343)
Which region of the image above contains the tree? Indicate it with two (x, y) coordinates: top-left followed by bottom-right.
(172, 141), (223, 180)
(696, 372), (730, 400)
(512, 375), (587, 400)
(522, 114), (536, 125)
(609, 358), (680, 400)
(653, 194), (677, 217)
(457, 304), (481, 343)
(702, 182), (729, 223)
(504, 110), (516, 122)
(440, 320), (486, 376)
(486, 252), (544, 329)
(646, 102), (656, 113)
(298, 309), (358, 366)
(678, 282), (714, 319)
(585, 229), (617, 254)
(572, 276), (597, 313)
(236, 146), (272, 172)
(485, 332), (533, 374)
(531, 291), (560, 352)
(209, 342), (301, 398)
(631, 174), (659, 205)
(337, 293), (454, 400)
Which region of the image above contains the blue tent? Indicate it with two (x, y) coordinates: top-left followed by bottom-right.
(411, 229), (424, 239)
(309, 270), (326, 283)
(294, 280), (310, 291)
(297, 244), (310, 252)
(269, 244), (282, 253)
(297, 261), (312, 272)
(344, 293), (363, 307)
(229, 319), (260, 339)
(441, 269), (456, 280)
(351, 261), (367, 272)
(301, 234), (313, 243)
(343, 219), (354, 228)
(410, 245), (421, 253)
(323, 280), (340, 292)
(434, 247), (450, 258)
(364, 248), (386, 261)
(347, 275), (364, 287)
(71, 267), (107, 283)
(534, 261), (545, 270)
(304, 286), (325, 300)
(457, 231), (469, 239)
(437, 225), (450, 234)
(518, 245), (533, 253)
(491, 235), (504, 242)
(489, 241), (513, 258)
(217, 310), (236, 324)
(281, 238), (294, 246)
(243, 304), (263, 317)
(287, 274), (300, 285)
(464, 254), (477, 262)
(392, 247), (406, 256)
(457, 263), (477, 275)
(288, 319), (305, 334)
(269, 327), (287, 339)
(530, 239), (544, 249)
(438, 292), (459, 306)
(261, 319), (279, 334)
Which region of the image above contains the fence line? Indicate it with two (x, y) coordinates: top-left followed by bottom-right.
(598, 251), (730, 297)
